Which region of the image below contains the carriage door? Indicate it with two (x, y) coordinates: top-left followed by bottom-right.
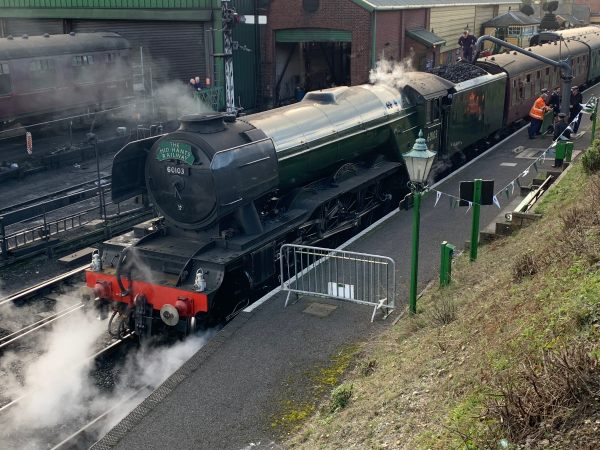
(423, 97), (443, 153)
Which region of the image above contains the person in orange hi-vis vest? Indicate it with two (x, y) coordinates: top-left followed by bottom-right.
(528, 90), (550, 139)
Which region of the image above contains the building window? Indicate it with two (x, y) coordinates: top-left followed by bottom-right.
(507, 26), (520, 37)
(0, 62), (11, 95)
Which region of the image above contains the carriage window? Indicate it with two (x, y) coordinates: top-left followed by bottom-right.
(0, 62), (11, 95)
(72, 54), (96, 83)
(104, 53), (118, 64)
(72, 55), (94, 66)
(29, 58), (56, 90)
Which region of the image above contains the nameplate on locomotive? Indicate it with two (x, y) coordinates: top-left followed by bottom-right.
(156, 141), (195, 165)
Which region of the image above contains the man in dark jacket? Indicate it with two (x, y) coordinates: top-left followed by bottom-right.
(549, 87), (560, 117)
(569, 85), (583, 133)
(458, 30), (477, 61)
(553, 113), (572, 167)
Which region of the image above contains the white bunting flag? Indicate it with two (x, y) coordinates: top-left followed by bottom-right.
(434, 190), (442, 207)
(510, 180), (515, 195)
(493, 195), (501, 209)
(522, 168), (529, 177)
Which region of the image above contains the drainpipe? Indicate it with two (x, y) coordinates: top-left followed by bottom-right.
(371, 11), (377, 69)
(474, 35), (572, 115)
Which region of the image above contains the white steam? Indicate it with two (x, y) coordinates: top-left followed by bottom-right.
(1, 309), (105, 429)
(153, 81), (214, 121)
(369, 58), (414, 90)
(0, 304), (213, 448)
(100, 333), (213, 434)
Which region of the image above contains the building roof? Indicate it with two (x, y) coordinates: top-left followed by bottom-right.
(406, 28), (446, 47)
(556, 14), (584, 26)
(352, 0), (520, 11)
(483, 11), (540, 27)
(0, 0), (216, 20)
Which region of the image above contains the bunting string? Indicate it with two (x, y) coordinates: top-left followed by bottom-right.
(427, 106), (589, 211)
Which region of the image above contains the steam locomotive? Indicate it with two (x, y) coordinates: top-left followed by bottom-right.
(86, 27), (600, 337)
(0, 32), (132, 131)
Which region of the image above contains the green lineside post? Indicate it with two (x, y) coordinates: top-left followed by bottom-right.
(470, 179), (482, 262)
(592, 98), (599, 145)
(409, 190), (421, 315)
(440, 241), (456, 287)
(440, 241), (448, 287)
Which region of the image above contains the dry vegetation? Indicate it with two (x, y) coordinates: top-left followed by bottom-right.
(278, 162), (600, 449)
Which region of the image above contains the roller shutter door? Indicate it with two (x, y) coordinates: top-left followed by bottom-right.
(3, 19), (64, 37)
(430, 6), (476, 53)
(72, 20), (207, 85)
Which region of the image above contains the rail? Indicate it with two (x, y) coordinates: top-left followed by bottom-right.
(0, 176), (111, 217)
(0, 181), (149, 258)
(280, 244), (396, 322)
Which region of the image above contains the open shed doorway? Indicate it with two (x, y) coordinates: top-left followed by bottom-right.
(275, 40), (351, 106)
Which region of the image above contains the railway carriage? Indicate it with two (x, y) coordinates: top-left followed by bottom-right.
(0, 32), (132, 129)
(477, 40), (589, 125)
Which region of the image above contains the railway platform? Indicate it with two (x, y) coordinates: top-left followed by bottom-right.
(93, 85), (600, 450)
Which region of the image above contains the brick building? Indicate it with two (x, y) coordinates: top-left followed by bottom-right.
(260, 0), (520, 107)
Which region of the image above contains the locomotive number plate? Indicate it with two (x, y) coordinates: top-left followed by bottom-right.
(166, 166), (189, 175)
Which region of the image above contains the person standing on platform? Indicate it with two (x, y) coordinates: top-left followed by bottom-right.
(458, 30), (477, 61)
(528, 92), (550, 139)
(553, 112), (572, 167)
(569, 85), (583, 133)
(549, 86), (561, 117)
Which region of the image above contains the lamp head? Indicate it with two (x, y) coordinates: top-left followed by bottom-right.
(402, 130), (437, 187)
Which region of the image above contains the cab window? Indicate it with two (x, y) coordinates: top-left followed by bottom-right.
(427, 98), (441, 122)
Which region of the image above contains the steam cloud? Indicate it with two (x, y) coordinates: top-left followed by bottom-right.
(153, 81), (214, 121)
(0, 305), (213, 448)
(369, 58), (414, 91)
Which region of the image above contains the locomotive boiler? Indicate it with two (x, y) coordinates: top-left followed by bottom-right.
(86, 72), (457, 337)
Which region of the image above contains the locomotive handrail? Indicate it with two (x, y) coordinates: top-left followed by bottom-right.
(474, 35), (573, 115)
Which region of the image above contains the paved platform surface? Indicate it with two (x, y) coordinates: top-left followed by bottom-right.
(93, 85), (600, 450)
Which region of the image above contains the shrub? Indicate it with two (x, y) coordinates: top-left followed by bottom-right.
(429, 295), (457, 326)
(512, 250), (540, 281)
(582, 144), (600, 174)
(487, 345), (600, 444)
(330, 383), (353, 413)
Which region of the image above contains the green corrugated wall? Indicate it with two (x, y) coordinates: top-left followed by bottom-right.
(0, 0), (218, 8)
(232, 0), (259, 111)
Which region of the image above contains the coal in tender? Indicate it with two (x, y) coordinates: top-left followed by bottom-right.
(433, 62), (488, 83)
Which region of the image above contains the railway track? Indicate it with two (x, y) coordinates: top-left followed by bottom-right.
(0, 265), (88, 349)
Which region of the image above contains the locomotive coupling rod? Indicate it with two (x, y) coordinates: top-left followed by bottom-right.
(474, 35), (573, 115)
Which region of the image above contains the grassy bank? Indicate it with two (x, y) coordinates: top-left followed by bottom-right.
(280, 161), (600, 449)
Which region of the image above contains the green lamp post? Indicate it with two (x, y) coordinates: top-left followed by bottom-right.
(402, 130), (436, 315)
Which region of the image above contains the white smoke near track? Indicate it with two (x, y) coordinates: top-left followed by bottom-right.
(0, 308), (104, 432)
(97, 332), (214, 435)
(0, 301), (214, 448)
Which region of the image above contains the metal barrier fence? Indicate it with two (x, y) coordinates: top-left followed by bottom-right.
(280, 244), (396, 322)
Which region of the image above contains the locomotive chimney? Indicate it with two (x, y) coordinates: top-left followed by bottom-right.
(178, 113), (226, 134)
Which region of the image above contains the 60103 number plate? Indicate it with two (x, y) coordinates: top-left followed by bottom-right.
(166, 166), (188, 175)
